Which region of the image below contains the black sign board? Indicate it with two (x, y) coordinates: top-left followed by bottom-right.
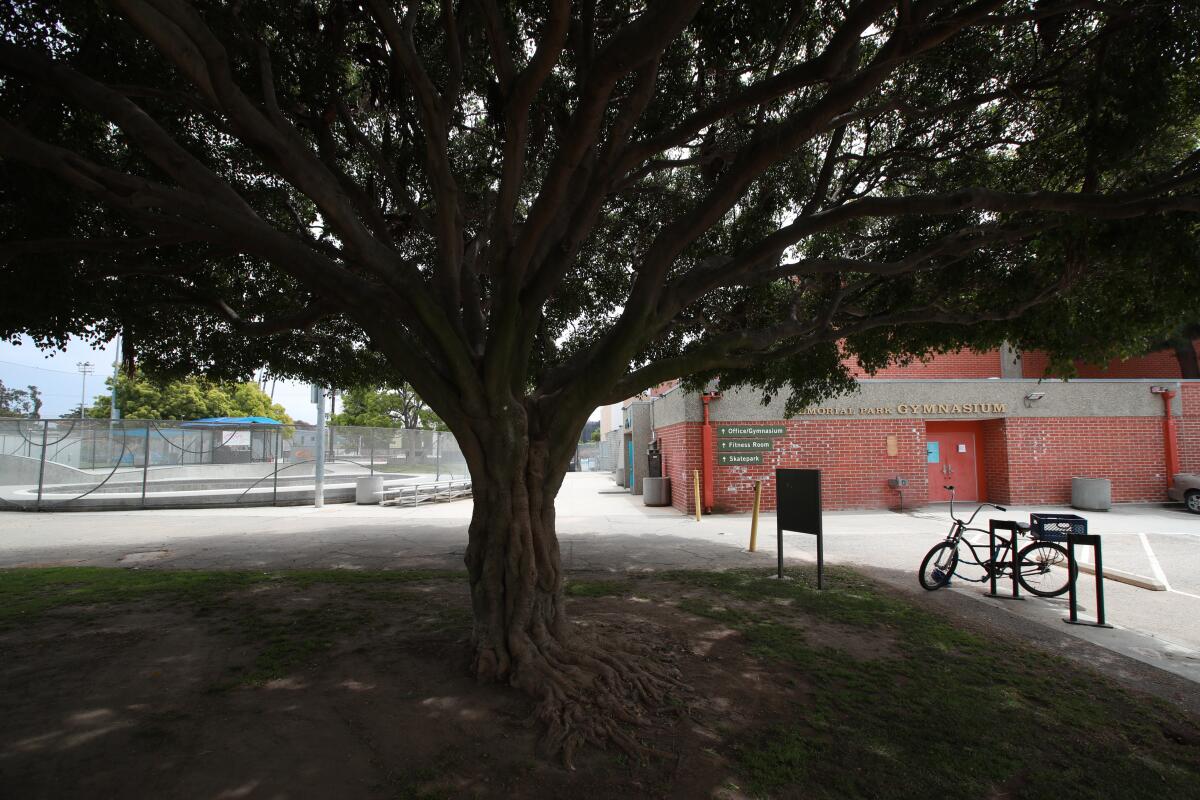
(775, 468), (824, 588)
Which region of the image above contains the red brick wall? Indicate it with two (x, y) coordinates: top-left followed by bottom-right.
(1022, 342), (1199, 379)
(656, 413), (1178, 512)
(1181, 384), (1200, 475)
(708, 419), (928, 512)
(844, 349), (1003, 379)
(998, 417), (1167, 504)
(654, 422), (702, 514)
(980, 419), (1011, 503)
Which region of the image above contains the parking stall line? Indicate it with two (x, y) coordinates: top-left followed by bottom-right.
(1138, 532), (1172, 591)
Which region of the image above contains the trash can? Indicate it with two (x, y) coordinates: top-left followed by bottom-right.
(356, 475), (385, 505)
(643, 477), (671, 506)
(1071, 477), (1111, 511)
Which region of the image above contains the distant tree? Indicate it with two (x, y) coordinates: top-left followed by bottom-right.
(590, 428), (601, 443)
(329, 384), (443, 429)
(578, 420), (600, 443)
(0, 380), (42, 418)
(88, 374), (293, 423)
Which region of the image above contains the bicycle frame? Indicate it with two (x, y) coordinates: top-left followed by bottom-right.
(941, 488), (1014, 579)
(946, 524), (1013, 578)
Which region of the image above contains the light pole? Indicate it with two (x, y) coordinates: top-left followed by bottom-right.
(312, 384), (326, 508)
(110, 334), (121, 421)
(76, 361), (94, 419)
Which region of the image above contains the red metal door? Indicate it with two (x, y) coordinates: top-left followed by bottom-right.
(926, 431), (979, 502)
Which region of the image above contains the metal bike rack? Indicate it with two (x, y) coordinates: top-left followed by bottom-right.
(1063, 532), (1113, 629)
(985, 519), (1023, 600)
(1029, 513), (1112, 629)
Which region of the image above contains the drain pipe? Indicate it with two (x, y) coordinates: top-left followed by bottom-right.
(1151, 386), (1180, 491)
(701, 392), (718, 513)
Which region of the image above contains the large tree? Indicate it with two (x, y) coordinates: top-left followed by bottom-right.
(0, 380), (42, 418)
(87, 373), (294, 421)
(330, 383), (443, 428)
(3, 1), (1199, 760)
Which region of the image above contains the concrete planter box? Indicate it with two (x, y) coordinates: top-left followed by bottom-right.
(1072, 477), (1111, 511)
(356, 475), (385, 504)
(643, 477), (671, 507)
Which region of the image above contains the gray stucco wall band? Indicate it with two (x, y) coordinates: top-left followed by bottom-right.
(648, 385), (699, 428)
(698, 380), (1180, 422)
(623, 401), (653, 494)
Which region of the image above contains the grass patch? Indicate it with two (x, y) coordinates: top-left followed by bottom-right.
(0, 566), (465, 627)
(0, 566), (469, 687)
(660, 567), (1200, 800)
(564, 579), (630, 598)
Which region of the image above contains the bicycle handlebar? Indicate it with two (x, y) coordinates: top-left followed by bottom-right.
(946, 485), (1008, 525)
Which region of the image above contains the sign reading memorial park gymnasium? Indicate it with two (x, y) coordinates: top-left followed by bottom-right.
(798, 402), (1008, 416)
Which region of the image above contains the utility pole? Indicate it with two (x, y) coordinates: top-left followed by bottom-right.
(314, 385), (326, 508)
(110, 334), (121, 420)
(76, 361), (94, 419)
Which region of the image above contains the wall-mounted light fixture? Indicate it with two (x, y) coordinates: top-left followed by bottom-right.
(1023, 391), (1045, 408)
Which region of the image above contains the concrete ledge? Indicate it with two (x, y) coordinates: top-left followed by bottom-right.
(1077, 561), (1167, 591)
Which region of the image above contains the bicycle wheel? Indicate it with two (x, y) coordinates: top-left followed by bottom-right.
(1016, 541), (1076, 597)
(918, 542), (959, 591)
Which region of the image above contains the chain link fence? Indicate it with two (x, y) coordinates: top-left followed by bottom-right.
(0, 418), (466, 511)
(573, 438), (618, 472)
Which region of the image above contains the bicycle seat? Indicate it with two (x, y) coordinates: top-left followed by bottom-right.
(944, 485), (955, 491)
(1016, 521), (1031, 532)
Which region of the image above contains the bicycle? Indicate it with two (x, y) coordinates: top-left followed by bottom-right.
(917, 485), (1076, 597)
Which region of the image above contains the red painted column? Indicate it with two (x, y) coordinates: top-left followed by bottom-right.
(701, 393), (715, 512)
(1159, 389), (1180, 488)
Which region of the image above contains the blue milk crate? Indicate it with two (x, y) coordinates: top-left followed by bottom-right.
(1029, 513), (1087, 542)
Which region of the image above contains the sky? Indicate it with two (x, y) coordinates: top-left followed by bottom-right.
(1, 335), (604, 426)
(0, 335), (319, 422)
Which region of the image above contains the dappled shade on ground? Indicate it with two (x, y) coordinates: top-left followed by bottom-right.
(0, 566), (1197, 799)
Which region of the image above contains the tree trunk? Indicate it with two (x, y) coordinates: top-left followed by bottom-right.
(462, 405), (676, 765)
(1170, 336), (1200, 379)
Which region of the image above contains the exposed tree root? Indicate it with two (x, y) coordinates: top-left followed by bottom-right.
(492, 622), (687, 769)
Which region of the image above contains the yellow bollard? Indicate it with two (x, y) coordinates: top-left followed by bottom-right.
(749, 480), (762, 552)
(693, 469), (702, 521)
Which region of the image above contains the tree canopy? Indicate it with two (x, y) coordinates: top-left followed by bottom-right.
(2, 1), (1198, 432)
(0, 380), (42, 418)
(329, 384), (444, 428)
(87, 373), (293, 422)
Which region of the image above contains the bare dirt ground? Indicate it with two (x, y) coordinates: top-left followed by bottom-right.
(2, 567), (1198, 800)
(0, 574), (802, 799)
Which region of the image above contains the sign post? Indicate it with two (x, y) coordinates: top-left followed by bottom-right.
(775, 468), (824, 588)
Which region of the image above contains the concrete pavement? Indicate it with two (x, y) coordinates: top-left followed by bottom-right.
(1, 471), (1197, 684)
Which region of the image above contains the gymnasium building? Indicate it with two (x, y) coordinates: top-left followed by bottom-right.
(611, 343), (1200, 514)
